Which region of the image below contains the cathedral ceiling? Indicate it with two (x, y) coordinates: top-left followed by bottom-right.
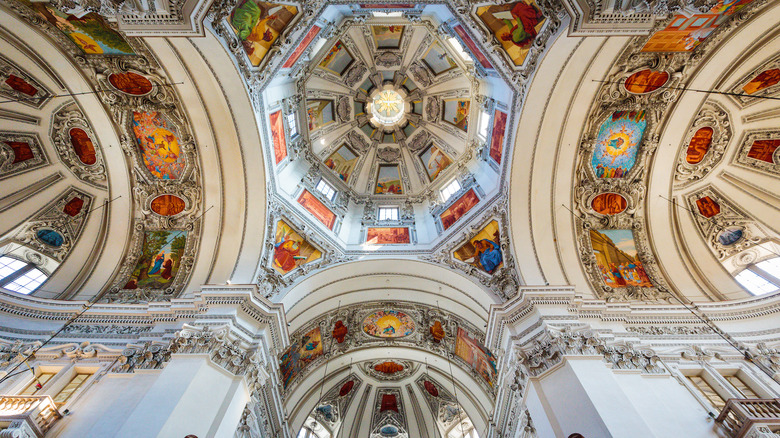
(0, 0), (777, 321)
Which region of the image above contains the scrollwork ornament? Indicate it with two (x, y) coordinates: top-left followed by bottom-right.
(50, 102), (108, 188)
(674, 101), (732, 187)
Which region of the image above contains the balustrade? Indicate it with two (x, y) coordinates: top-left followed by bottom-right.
(716, 398), (780, 438)
(0, 395), (61, 437)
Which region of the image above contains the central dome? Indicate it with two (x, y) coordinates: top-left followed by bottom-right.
(371, 89), (405, 126)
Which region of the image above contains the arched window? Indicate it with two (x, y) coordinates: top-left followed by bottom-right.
(0, 255), (47, 294)
(734, 257), (780, 296)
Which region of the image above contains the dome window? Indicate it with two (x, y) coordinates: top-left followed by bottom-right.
(0, 256), (47, 295)
(287, 112), (298, 138)
(734, 257), (780, 296)
(315, 178), (337, 201)
(378, 206), (399, 221)
(441, 179), (462, 202)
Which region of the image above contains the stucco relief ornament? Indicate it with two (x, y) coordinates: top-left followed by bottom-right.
(425, 96), (441, 122)
(375, 51), (402, 67)
(409, 61), (433, 87)
(0, 132), (48, 179)
(336, 96), (351, 123)
(376, 146), (401, 162)
(674, 101), (731, 187)
(0, 54), (51, 108)
(406, 130), (431, 153)
(344, 62), (368, 88)
(50, 102), (108, 188)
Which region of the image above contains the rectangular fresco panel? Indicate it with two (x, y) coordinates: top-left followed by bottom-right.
(319, 40), (354, 76)
(743, 69), (780, 95)
(307, 99), (334, 131)
(747, 140), (780, 163)
(440, 189), (479, 230)
(454, 220), (503, 274)
(325, 144), (359, 183)
(375, 164), (403, 194)
(641, 0), (754, 52)
(283, 25), (321, 68)
(422, 43), (457, 75)
(229, 1), (298, 66)
(477, 1), (545, 66)
(279, 327), (323, 389)
(419, 144), (452, 182)
(443, 99), (470, 132)
(32, 4), (134, 55)
(489, 110), (508, 164)
(297, 189), (336, 229)
(591, 111), (647, 179)
(372, 25), (404, 49)
(123, 230), (187, 290)
(455, 327), (497, 387)
(269, 110), (287, 164)
(132, 111), (185, 180)
(590, 229), (653, 288)
(272, 220), (322, 275)
(366, 227), (410, 245)
(453, 25), (493, 69)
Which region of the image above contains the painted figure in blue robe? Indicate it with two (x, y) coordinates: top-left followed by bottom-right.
(475, 238), (503, 274)
(148, 252), (165, 275)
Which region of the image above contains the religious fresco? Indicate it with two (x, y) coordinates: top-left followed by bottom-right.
(108, 72), (153, 96)
(591, 111), (647, 178)
(641, 0), (755, 52)
(325, 144), (358, 183)
(63, 197), (84, 217)
(306, 99), (335, 132)
(453, 25), (493, 69)
(132, 111), (185, 180)
(30, 4), (134, 55)
(743, 69), (780, 94)
(318, 40), (354, 76)
(624, 69), (669, 94)
(150, 195), (186, 217)
(718, 227), (743, 246)
(366, 227), (410, 245)
(375, 165), (403, 194)
(68, 128), (97, 165)
(685, 127), (714, 164)
(441, 189), (479, 230)
(4, 141), (34, 164)
(477, 1), (545, 66)
(4, 75), (37, 97)
(489, 110), (508, 164)
(283, 25), (321, 68)
(590, 229), (653, 288)
(122, 230), (187, 290)
(297, 189), (336, 230)
(279, 327), (323, 389)
(332, 320), (348, 343)
(747, 139), (780, 164)
(696, 196), (721, 218)
(372, 25), (404, 49)
(269, 110), (287, 164)
(229, 1), (298, 67)
(362, 310), (415, 338)
(419, 144), (452, 182)
(591, 193), (627, 215)
(454, 220), (503, 274)
(36, 229), (64, 248)
(422, 43), (457, 75)
(443, 99), (470, 132)
(455, 327), (497, 387)
(272, 220), (322, 275)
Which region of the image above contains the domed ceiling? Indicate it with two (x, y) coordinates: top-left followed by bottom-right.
(0, 0), (777, 310)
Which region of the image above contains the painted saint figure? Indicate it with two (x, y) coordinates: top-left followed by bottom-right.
(148, 252), (165, 275)
(499, 2), (544, 48)
(474, 239), (503, 274)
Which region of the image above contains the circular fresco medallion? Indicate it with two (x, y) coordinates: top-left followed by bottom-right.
(362, 310), (415, 338)
(624, 69), (669, 94)
(718, 227), (744, 246)
(380, 425), (399, 437)
(108, 71), (153, 96)
(36, 229), (64, 247)
(150, 194), (186, 216)
(591, 193), (627, 215)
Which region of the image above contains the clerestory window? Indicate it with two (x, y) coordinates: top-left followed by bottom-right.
(734, 257), (780, 296)
(0, 255), (47, 294)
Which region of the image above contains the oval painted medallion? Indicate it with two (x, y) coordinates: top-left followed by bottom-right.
(69, 128), (97, 165)
(150, 194), (186, 216)
(591, 193), (627, 215)
(718, 228), (744, 246)
(362, 310), (415, 338)
(108, 71), (153, 96)
(36, 229), (64, 247)
(624, 69), (669, 94)
(685, 127), (714, 164)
